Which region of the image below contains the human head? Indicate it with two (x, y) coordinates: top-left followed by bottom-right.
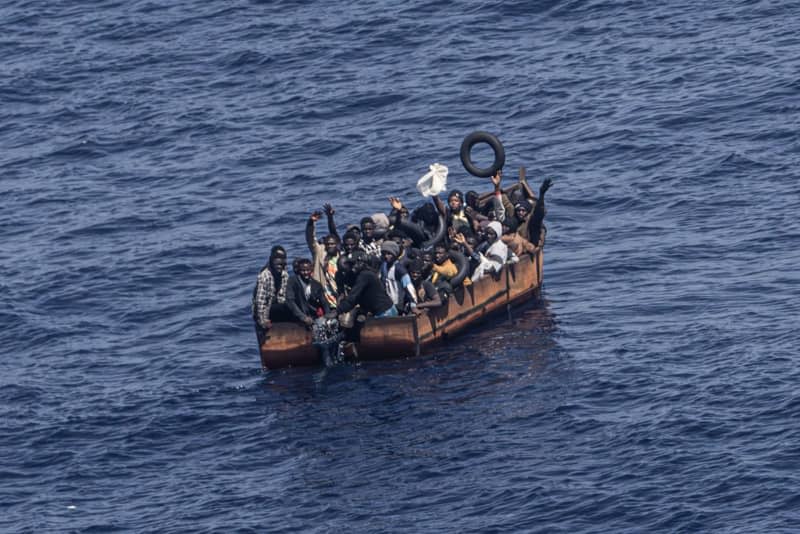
(323, 234), (340, 256)
(360, 217), (376, 241)
(408, 259), (425, 283)
(421, 250), (434, 274)
(386, 231), (405, 251)
(296, 258), (313, 282)
(350, 250), (368, 273)
(514, 200), (532, 220)
(433, 243), (449, 264)
(381, 240), (400, 265)
(269, 245), (287, 272)
(486, 221), (502, 244)
(448, 190), (464, 212)
(347, 225), (362, 241)
(342, 231), (359, 255)
(474, 225), (487, 243)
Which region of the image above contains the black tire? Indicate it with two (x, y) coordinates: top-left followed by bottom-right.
(420, 214), (447, 249)
(449, 250), (470, 287)
(460, 131), (505, 178)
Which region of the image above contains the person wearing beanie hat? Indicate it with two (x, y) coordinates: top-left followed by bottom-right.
(380, 240), (400, 257)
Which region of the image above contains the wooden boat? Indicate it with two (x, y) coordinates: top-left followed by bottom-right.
(259, 246), (544, 369)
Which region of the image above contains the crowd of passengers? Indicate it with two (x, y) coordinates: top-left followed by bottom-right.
(252, 170), (552, 344)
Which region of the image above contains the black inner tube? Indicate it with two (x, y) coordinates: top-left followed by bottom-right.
(420, 214), (446, 249)
(460, 131), (506, 178)
(449, 250), (469, 287)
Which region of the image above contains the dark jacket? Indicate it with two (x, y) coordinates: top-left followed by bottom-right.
(336, 270), (394, 316)
(286, 275), (330, 323)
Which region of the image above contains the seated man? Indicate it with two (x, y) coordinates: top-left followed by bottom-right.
(472, 221), (509, 281)
(252, 245), (292, 345)
(430, 241), (471, 292)
(380, 240), (418, 313)
(408, 259), (442, 314)
(286, 258), (331, 327)
(452, 232), (482, 278)
(336, 251), (397, 318)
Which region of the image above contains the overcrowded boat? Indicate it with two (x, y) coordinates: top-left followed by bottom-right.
(254, 132), (552, 369)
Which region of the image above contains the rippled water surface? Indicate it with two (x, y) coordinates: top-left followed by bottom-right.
(2, 0), (800, 532)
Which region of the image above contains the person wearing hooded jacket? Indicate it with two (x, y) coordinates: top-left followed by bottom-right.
(471, 221), (510, 281)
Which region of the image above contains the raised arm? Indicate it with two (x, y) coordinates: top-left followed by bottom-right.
(323, 203), (340, 240)
(526, 178), (552, 247)
(305, 211), (322, 252)
(432, 194), (447, 218)
(489, 171), (506, 222)
(519, 167), (536, 201)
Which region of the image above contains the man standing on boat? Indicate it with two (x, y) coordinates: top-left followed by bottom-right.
(306, 209), (340, 309)
(252, 245), (291, 346)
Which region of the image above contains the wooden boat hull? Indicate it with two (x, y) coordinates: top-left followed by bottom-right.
(259, 248), (544, 369)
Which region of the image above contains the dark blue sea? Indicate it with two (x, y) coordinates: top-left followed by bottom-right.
(3, 0), (800, 532)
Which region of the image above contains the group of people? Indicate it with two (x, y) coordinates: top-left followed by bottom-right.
(252, 170), (552, 345)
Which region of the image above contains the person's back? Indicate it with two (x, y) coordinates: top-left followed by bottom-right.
(336, 252), (396, 318)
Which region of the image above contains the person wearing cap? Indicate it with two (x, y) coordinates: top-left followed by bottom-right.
(379, 240), (417, 313)
(432, 189), (474, 238)
(252, 245), (292, 345)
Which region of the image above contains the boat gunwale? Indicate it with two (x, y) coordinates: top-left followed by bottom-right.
(259, 247), (544, 369)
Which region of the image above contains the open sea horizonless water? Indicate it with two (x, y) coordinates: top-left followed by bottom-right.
(2, 0), (799, 532)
